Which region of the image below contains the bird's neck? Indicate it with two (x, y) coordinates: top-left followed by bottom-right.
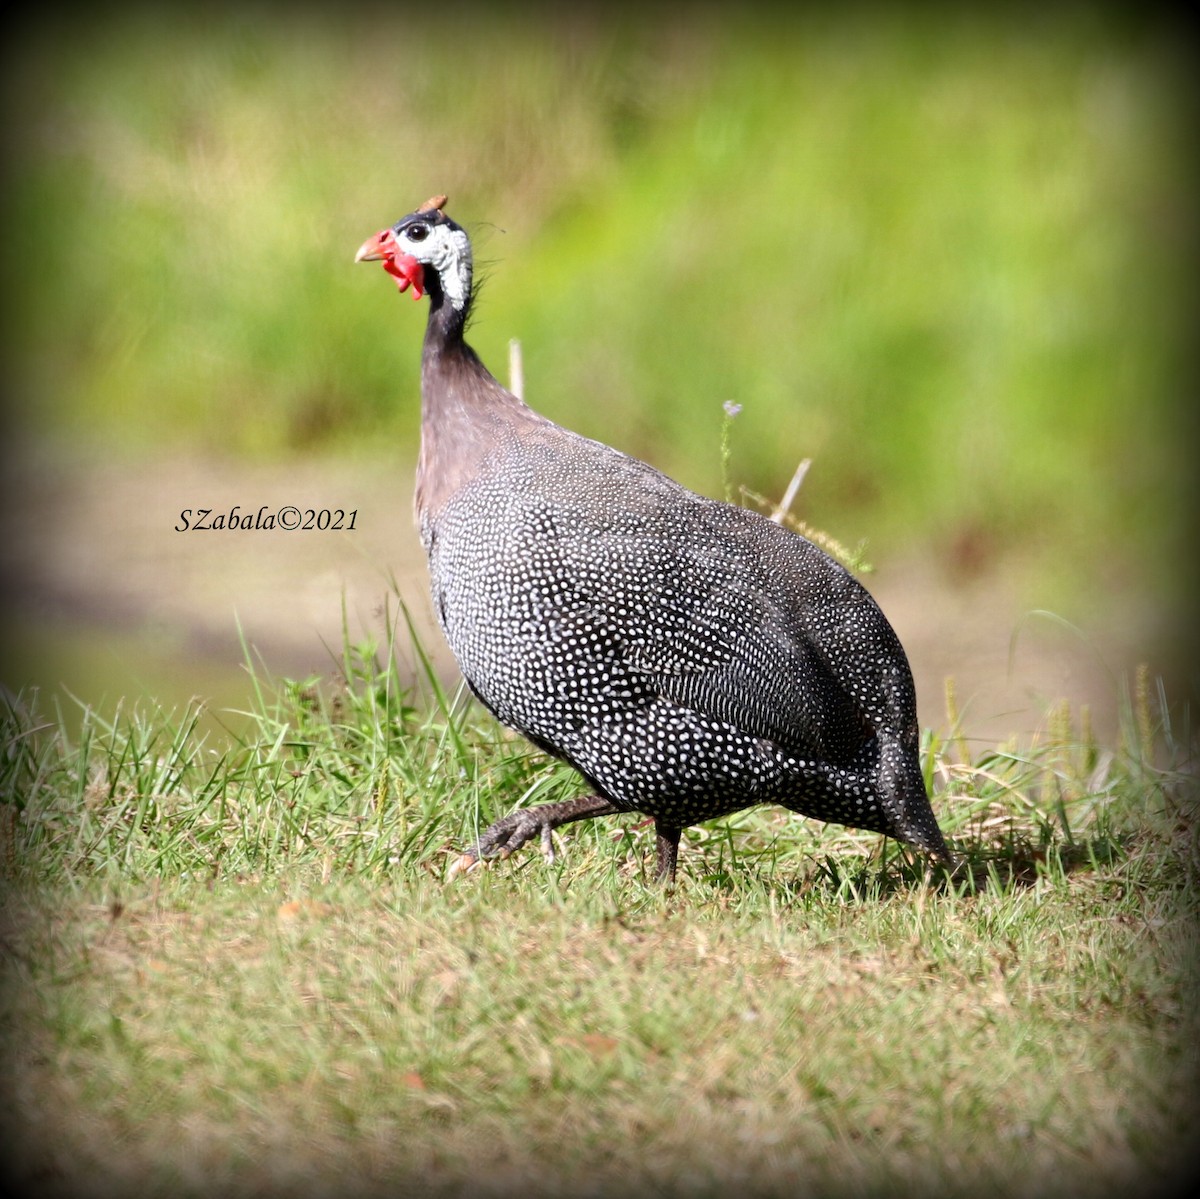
(422, 269), (469, 351)
(416, 282), (541, 528)
(419, 278), (494, 401)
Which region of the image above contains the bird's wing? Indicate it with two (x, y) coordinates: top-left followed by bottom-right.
(514, 438), (918, 761)
(550, 499), (887, 763)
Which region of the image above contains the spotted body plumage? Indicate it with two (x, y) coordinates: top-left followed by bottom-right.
(357, 198), (952, 882)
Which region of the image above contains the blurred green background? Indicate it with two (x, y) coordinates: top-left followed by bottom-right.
(2, 5), (1195, 727)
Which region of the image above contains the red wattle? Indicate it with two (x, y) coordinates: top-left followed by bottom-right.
(382, 253), (425, 300)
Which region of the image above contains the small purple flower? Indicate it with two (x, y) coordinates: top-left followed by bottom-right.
(723, 401), (743, 419)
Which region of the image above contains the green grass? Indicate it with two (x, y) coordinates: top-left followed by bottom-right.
(2, 620), (1197, 1197)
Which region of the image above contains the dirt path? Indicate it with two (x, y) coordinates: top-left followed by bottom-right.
(1, 446), (1155, 745)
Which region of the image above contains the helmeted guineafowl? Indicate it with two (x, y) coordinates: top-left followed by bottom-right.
(356, 195), (952, 883)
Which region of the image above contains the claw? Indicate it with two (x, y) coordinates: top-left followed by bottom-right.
(447, 852), (481, 880)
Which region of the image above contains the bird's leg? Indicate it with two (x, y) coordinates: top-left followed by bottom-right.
(450, 794), (619, 876)
(654, 821), (681, 886)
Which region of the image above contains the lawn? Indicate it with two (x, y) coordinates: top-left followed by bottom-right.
(2, 633), (1196, 1197)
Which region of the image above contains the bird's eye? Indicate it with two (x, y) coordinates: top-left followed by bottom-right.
(405, 224), (429, 242)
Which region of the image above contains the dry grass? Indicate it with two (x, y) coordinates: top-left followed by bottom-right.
(1, 636), (1197, 1197)
(2, 858), (1196, 1198)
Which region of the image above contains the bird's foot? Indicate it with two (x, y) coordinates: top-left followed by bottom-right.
(446, 795), (620, 880)
(475, 808), (560, 865)
(446, 812), (554, 879)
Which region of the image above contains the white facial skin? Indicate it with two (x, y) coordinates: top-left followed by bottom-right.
(395, 220), (473, 311)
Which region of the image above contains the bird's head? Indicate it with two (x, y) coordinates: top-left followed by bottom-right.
(355, 195), (472, 311)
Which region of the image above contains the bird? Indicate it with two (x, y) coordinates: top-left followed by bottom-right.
(355, 195), (952, 884)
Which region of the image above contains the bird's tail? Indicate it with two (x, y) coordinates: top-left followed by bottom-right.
(779, 733), (953, 864)
(872, 733), (953, 863)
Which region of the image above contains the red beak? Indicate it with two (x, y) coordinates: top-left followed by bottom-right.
(354, 229), (425, 300)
